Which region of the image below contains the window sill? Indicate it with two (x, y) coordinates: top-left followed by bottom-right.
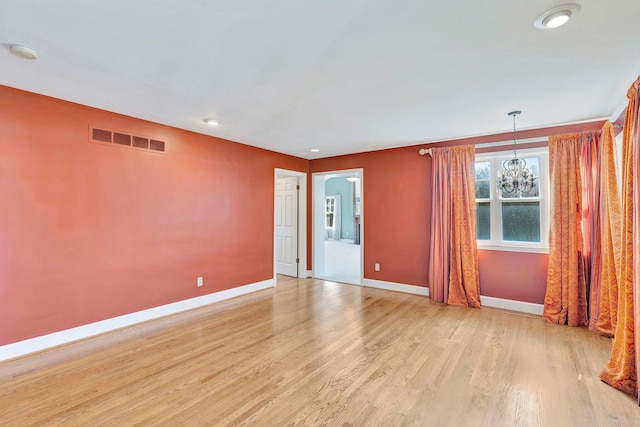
(477, 244), (549, 254)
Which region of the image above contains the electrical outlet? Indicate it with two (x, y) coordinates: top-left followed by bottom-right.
(374, 263), (380, 272)
(197, 277), (203, 287)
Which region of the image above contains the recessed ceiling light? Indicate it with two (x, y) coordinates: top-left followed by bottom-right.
(543, 11), (571, 28)
(203, 118), (219, 126)
(310, 148), (320, 153)
(535, 3), (580, 29)
(8, 44), (38, 60)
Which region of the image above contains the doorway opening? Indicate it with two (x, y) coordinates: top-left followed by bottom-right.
(312, 169), (363, 285)
(274, 169), (307, 284)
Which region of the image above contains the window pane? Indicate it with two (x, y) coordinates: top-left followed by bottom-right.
(521, 182), (539, 198)
(501, 185), (539, 198)
(524, 157), (539, 176)
(326, 213), (334, 227)
(521, 157), (539, 198)
(501, 190), (518, 200)
(502, 202), (540, 242)
(475, 162), (490, 180)
(475, 161), (491, 200)
(476, 202), (490, 240)
(497, 157), (539, 199)
(476, 181), (490, 199)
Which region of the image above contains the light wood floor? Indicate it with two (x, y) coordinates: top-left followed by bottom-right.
(1, 279), (638, 426)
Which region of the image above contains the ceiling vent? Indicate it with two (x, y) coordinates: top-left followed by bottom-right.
(89, 126), (166, 153)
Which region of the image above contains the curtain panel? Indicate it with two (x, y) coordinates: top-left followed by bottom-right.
(591, 122), (622, 336)
(601, 77), (640, 402)
(545, 124), (622, 332)
(428, 148), (452, 304)
(448, 146), (481, 308)
(544, 133), (588, 326)
(580, 131), (602, 329)
(427, 145), (481, 307)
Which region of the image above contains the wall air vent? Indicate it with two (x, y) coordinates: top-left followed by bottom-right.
(89, 126), (166, 154)
(113, 132), (131, 146)
(92, 128), (112, 143)
(132, 136), (149, 149)
(150, 140), (165, 152)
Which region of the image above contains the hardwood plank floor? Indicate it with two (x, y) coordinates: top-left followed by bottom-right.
(1, 279), (638, 426)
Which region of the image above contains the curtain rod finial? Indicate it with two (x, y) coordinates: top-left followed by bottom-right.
(419, 148), (432, 156)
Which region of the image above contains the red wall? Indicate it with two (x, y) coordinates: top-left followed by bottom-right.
(1, 83), (607, 347)
(0, 85), (307, 346)
(310, 120), (604, 303)
(310, 147), (431, 287)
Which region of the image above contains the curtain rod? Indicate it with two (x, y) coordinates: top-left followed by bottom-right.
(417, 124), (621, 156)
(418, 137), (549, 156)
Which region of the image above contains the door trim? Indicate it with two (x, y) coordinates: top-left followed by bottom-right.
(274, 168), (307, 282)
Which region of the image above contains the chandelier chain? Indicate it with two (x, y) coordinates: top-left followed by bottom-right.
(512, 113), (518, 158)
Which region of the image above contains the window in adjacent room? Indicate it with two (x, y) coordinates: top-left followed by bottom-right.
(474, 148), (549, 252)
(325, 196), (336, 228)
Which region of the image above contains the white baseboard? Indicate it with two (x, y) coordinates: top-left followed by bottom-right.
(304, 270), (313, 278)
(362, 279), (543, 316)
(362, 278), (430, 297)
(480, 296), (543, 316)
(0, 278), (275, 362)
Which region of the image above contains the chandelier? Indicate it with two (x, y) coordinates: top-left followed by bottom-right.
(497, 110), (536, 196)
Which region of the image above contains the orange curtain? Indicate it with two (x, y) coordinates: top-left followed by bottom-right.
(428, 147), (452, 303)
(580, 131), (602, 330)
(448, 146), (481, 308)
(601, 77), (640, 401)
(544, 133), (588, 326)
(591, 122), (622, 336)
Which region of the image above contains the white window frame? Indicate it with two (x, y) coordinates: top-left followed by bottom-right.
(475, 147), (550, 253)
(325, 196), (336, 229)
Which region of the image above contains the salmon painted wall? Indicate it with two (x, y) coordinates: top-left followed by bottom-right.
(310, 147), (431, 287)
(310, 120), (605, 303)
(478, 250), (549, 303)
(0, 85), (308, 346)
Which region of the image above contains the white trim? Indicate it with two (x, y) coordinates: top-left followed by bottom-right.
(475, 147), (550, 252)
(0, 279), (274, 362)
(475, 137), (548, 149)
(362, 278), (430, 297)
(480, 296), (543, 316)
(304, 270), (313, 278)
(477, 245), (550, 254)
(363, 279), (543, 316)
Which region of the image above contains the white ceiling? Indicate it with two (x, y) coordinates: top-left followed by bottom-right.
(2, 1), (639, 159)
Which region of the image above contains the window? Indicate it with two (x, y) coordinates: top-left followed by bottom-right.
(475, 148), (549, 252)
(325, 196), (335, 228)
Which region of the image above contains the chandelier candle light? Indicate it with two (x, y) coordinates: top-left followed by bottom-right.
(496, 111), (536, 196)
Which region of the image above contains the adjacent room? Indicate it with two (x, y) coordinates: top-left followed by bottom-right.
(1, 1), (639, 425)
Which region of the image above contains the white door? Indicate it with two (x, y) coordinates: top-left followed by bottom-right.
(275, 176), (298, 277)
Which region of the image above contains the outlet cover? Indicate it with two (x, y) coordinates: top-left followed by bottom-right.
(374, 263), (380, 271)
(197, 277), (203, 287)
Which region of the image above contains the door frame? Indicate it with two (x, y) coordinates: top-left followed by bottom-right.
(312, 168), (364, 285)
(274, 168), (307, 282)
